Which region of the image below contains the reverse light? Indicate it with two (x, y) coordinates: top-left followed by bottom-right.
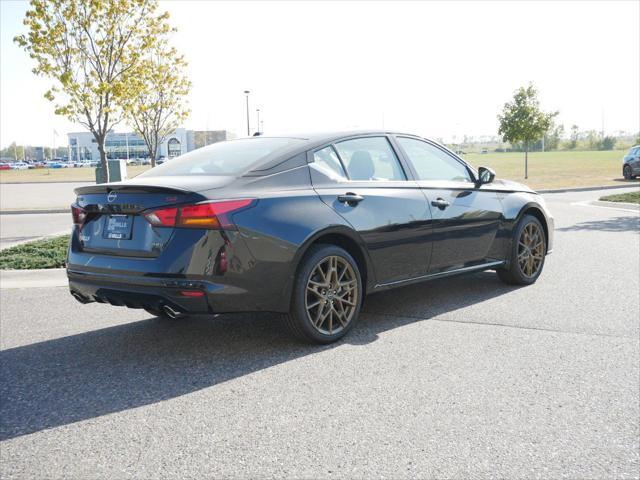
(71, 204), (87, 225)
(144, 199), (255, 229)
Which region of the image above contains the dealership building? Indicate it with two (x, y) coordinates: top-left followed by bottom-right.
(67, 129), (233, 162)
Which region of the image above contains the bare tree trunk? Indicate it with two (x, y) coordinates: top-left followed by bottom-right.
(524, 141), (529, 179)
(97, 137), (110, 183)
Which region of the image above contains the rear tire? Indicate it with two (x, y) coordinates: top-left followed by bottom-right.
(284, 244), (362, 344)
(497, 214), (547, 286)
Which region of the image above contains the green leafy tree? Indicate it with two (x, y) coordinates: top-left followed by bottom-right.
(600, 136), (616, 151)
(14, 0), (172, 182)
(498, 84), (557, 178)
(123, 42), (191, 167)
(568, 124), (579, 149)
(544, 123), (564, 151)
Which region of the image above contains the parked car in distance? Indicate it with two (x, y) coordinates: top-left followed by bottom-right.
(623, 145), (640, 179)
(11, 162), (30, 170)
(0, 162), (11, 170)
(67, 131), (554, 344)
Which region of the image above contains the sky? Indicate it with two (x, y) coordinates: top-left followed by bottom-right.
(0, 0), (638, 148)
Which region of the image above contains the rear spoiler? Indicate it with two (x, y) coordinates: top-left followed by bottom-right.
(74, 183), (190, 195)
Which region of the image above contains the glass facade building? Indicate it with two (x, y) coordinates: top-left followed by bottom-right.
(67, 129), (234, 163)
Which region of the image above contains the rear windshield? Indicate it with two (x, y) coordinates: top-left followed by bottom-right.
(139, 137), (304, 177)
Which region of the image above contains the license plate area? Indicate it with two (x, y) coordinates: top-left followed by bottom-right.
(103, 215), (134, 240)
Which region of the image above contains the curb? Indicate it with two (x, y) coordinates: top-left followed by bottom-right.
(0, 268), (67, 289)
(538, 183), (640, 194)
(0, 209), (68, 215)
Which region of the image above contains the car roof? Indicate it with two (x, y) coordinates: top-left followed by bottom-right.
(242, 130), (453, 175)
(252, 129), (423, 144)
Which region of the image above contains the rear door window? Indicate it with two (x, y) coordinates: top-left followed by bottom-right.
(333, 137), (406, 181)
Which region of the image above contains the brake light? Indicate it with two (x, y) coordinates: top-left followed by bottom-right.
(144, 199), (255, 229)
(71, 204), (87, 225)
(179, 290), (205, 297)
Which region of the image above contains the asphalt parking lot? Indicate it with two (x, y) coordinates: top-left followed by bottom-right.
(1, 187), (638, 479)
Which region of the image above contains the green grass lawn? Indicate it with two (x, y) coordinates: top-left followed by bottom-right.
(463, 149), (632, 190)
(599, 191), (640, 204)
(0, 150), (636, 191)
(0, 235), (70, 270)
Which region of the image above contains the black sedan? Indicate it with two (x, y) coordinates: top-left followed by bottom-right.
(68, 131), (554, 343)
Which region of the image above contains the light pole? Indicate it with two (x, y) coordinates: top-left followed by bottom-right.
(244, 90), (251, 136)
(256, 108), (260, 134)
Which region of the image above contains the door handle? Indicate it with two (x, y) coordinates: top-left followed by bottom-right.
(431, 198), (450, 210)
(337, 192), (364, 205)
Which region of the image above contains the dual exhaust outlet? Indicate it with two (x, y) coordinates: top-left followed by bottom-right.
(70, 290), (184, 319)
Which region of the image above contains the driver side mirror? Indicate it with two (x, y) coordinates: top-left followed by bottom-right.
(477, 166), (496, 185)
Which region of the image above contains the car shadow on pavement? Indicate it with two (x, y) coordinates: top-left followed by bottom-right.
(557, 215), (639, 233)
(0, 271), (515, 441)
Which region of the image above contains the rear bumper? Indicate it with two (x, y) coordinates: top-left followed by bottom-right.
(67, 269), (250, 315)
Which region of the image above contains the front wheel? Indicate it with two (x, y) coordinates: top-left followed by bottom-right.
(497, 214), (547, 285)
(623, 165), (636, 180)
(284, 244), (362, 344)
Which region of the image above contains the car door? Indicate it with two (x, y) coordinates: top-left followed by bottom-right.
(393, 136), (504, 273)
(309, 135), (432, 285)
(631, 147), (640, 174)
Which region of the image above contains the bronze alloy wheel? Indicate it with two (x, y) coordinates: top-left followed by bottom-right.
(517, 222), (545, 278)
(305, 255), (358, 335)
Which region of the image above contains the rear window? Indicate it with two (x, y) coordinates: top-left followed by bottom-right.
(139, 137), (303, 177)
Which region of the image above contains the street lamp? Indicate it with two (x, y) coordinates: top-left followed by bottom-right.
(244, 90), (251, 136)
(256, 108), (260, 134)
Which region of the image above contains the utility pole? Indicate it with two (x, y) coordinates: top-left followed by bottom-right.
(256, 108), (260, 134)
(244, 90), (251, 136)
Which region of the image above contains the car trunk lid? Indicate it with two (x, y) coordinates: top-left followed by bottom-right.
(74, 183), (208, 257)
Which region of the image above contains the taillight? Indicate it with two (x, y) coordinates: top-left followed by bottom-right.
(71, 204), (87, 225)
(144, 199), (255, 229)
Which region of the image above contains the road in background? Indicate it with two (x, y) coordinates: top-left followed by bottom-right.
(0, 188), (638, 478)
(0, 213), (70, 249)
(0, 182), (90, 212)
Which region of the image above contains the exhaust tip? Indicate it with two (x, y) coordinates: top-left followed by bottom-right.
(162, 305), (182, 319)
(71, 291), (92, 304)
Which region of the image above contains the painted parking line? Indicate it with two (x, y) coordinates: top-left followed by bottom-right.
(570, 201), (639, 213)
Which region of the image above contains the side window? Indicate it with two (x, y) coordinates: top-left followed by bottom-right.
(334, 137), (406, 181)
(312, 146), (348, 180)
(397, 137), (472, 182)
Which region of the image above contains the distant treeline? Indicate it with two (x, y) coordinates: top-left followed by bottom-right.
(446, 127), (639, 154)
(0, 143), (68, 161)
